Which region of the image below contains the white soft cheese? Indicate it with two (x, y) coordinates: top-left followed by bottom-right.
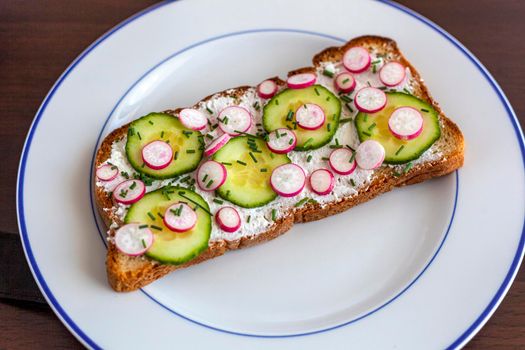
(97, 53), (441, 242)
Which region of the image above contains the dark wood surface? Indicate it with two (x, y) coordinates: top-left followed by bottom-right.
(0, 0), (523, 348)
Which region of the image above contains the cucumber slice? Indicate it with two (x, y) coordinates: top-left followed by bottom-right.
(355, 92), (441, 164)
(212, 136), (290, 208)
(262, 85), (341, 151)
(126, 113), (203, 179)
(125, 186), (211, 264)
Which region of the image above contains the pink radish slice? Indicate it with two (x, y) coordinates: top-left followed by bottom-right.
(114, 223), (154, 256)
(334, 72), (356, 93)
(343, 46), (371, 73)
(356, 140), (385, 170)
(329, 148), (357, 175)
(388, 107), (424, 140)
(218, 106), (252, 136)
(354, 87), (387, 113)
(113, 179), (145, 204)
(204, 133), (231, 157)
(215, 206), (241, 233)
(141, 140), (173, 170)
(287, 73), (317, 89)
(267, 128), (297, 154)
(96, 164), (118, 181)
(309, 168), (335, 195)
(164, 202), (197, 232)
(257, 80), (278, 99)
(179, 108), (208, 131)
(379, 62), (406, 87)
(295, 104), (325, 130)
(270, 163), (306, 197)
(196, 160), (227, 191)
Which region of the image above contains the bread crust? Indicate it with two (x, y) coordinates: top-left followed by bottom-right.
(95, 36), (464, 292)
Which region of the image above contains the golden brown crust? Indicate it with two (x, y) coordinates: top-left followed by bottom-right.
(95, 35), (465, 292)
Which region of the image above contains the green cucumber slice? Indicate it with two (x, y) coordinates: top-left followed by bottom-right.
(355, 92), (441, 164)
(126, 113), (203, 179)
(262, 85), (341, 150)
(212, 136), (290, 208)
(125, 186), (211, 264)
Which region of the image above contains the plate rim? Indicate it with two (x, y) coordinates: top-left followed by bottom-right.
(15, 0), (525, 349)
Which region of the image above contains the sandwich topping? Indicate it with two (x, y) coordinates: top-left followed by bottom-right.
(96, 46), (443, 263)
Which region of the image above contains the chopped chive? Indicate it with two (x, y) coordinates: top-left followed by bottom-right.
(421, 108), (429, 113)
(148, 120), (154, 125)
(314, 87), (320, 96)
(395, 145), (405, 156)
(221, 162), (232, 166)
(161, 131), (165, 138)
(180, 175), (191, 183)
(226, 190), (231, 197)
(178, 191), (212, 215)
(303, 138), (314, 148)
(329, 145), (342, 149)
(165, 140), (170, 144)
(253, 101), (260, 110)
(141, 163), (145, 168)
(129, 128), (135, 136)
(141, 239), (147, 248)
(213, 198), (224, 205)
(368, 123), (377, 131)
(295, 198), (310, 207)
(367, 81), (371, 87)
(404, 162), (414, 174)
(121, 171), (129, 179)
(206, 179), (214, 188)
(129, 181), (137, 190)
(139, 224), (148, 229)
(186, 149), (196, 154)
(335, 138), (340, 145)
(183, 130), (193, 138)
(206, 134), (213, 139)
(327, 123), (331, 132)
(340, 94), (352, 103)
(326, 96), (331, 101)
(286, 110), (294, 121)
(260, 168), (268, 172)
(403, 88), (410, 94)
(342, 78), (350, 84)
(340, 118), (353, 124)
(322, 69), (334, 78)
(147, 212), (155, 221)
(322, 157), (329, 161)
(223, 116), (229, 125)
(378, 86), (387, 90)
(211, 123), (218, 130)
(206, 106), (213, 114)
(350, 179), (356, 187)
(137, 132), (142, 140)
(202, 174), (209, 182)
(371, 59), (381, 65)
(363, 131), (372, 137)
(249, 152), (258, 163)
(247, 215), (251, 223)
(174, 151), (179, 160)
(270, 153), (275, 159)
(364, 114), (368, 122)
(271, 209), (277, 221)
(157, 212), (164, 219)
(349, 151), (356, 163)
(237, 160), (247, 166)
(275, 131), (281, 138)
(307, 155), (313, 162)
(345, 103), (354, 113)
(275, 99), (279, 106)
(150, 225), (162, 231)
(372, 64), (377, 73)
(288, 138), (294, 145)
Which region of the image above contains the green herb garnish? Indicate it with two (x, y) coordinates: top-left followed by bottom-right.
(147, 212), (155, 221)
(294, 198), (310, 207)
(395, 145), (405, 156)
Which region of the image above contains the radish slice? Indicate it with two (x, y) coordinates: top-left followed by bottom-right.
(266, 128), (297, 154)
(287, 73), (316, 89)
(388, 107), (424, 140)
(295, 103), (325, 130)
(218, 106), (252, 136)
(329, 148), (357, 175)
(114, 223), (154, 256)
(334, 72), (356, 93)
(215, 206), (241, 233)
(343, 46), (371, 73)
(196, 160), (227, 191)
(309, 168), (335, 195)
(356, 140), (385, 170)
(113, 179), (145, 205)
(379, 62), (406, 87)
(164, 202), (197, 232)
(96, 164), (118, 181)
(354, 87), (387, 113)
(179, 108), (208, 131)
(141, 140), (173, 170)
(204, 133), (231, 157)
(257, 80), (278, 99)
(270, 163), (306, 197)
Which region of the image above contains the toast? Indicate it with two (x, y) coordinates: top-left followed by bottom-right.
(94, 35), (464, 292)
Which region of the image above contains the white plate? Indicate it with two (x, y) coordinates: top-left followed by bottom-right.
(17, 0), (524, 349)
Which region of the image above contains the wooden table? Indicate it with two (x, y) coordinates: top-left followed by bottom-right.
(1, 1), (523, 348)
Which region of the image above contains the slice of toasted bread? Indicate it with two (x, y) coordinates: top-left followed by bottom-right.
(94, 35), (464, 292)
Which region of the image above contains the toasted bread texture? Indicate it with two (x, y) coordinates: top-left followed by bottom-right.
(94, 36), (464, 292)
